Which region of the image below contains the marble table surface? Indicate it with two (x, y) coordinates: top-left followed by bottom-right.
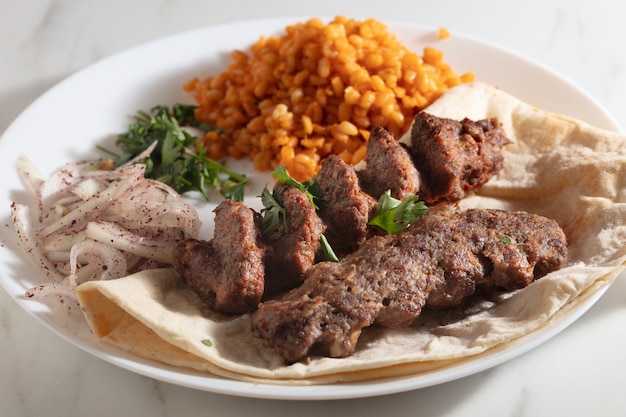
(2, 0), (626, 416)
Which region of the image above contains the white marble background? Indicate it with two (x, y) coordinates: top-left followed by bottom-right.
(2, 0), (626, 416)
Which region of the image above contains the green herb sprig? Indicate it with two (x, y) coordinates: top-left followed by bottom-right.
(259, 166), (338, 262)
(368, 190), (428, 234)
(259, 166), (323, 236)
(317, 234), (340, 263)
(271, 165), (321, 209)
(261, 167), (429, 261)
(99, 104), (248, 201)
(259, 185), (286, 235)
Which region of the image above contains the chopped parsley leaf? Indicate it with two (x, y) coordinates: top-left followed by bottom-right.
(368, 190), (428, 234)
(99, 104), (248, 201)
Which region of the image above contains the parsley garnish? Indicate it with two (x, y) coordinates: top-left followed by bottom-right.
(317, 234), (339, 262)
(259, 166), (338, 262)
(501, 236), (512, 244)
(261, 168), (428, 261)
(259, 185), (286, 235)
(100, 104), (248, 201)
(201, 339), (213, 347)
(271, 165), (321, 209)
(259, 166), (322, 235)
(368, 190), (428, 234)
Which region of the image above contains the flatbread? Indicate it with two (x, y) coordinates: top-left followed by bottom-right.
(76, 82), (626, 384)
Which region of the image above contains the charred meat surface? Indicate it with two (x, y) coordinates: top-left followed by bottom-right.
(262, 182), (326, 294)
(316, 155), (377, 255)
(407, 209), (568, 309)
(251, 209), (567, 362)
(252, 233), (439, 363)
(409, 112), (511, 204)
(173, 200), (265, 313)
(358, 126), (421, 200)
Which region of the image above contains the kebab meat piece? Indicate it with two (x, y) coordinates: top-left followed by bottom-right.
(409, 112), (511, 204)
(251, 208), (567, 363)
(174, 200), (265, 313)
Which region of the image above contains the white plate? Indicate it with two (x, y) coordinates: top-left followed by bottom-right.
(0, 17), (621, 400)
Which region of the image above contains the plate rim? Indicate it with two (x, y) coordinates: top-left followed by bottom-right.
(0, 16), (621, 400)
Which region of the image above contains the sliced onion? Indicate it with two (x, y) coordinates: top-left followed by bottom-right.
(11, 156), (202, 302)
(39, 165), (144, 237)
(72, 178), (106, 200)
(69, 239), (127, 283)
(85, 221), (175, 265)
(14, 154), (44, 198)
(119, 139), (158, 167)
(11, 202), (65, 282)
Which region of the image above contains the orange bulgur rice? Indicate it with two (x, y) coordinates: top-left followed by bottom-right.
(184, 16), (474, 181)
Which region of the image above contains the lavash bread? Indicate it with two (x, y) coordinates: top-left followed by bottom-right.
(76, 82), (626, 384)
